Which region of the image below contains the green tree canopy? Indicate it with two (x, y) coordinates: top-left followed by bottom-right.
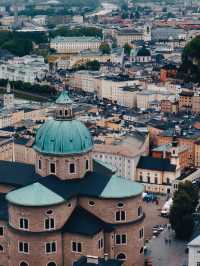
(124, 43), (132, 56)
(178, 35), (200, 82)
(99, 42), (111, 55)
(169, 181), (198, 240)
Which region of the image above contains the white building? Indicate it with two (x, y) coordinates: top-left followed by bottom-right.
(188, 235), (200, 266)
(3, 83), (14, 110)
(32, 15), (47, 26)
(136, 89), (176, 110)
(0, 55), (49, 84)
(93, 133), (149, 180)
(50, 36), (101, 54)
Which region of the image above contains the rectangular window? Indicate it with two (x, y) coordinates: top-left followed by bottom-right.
(38, 159), (42, 170)
(115, 234), (127, 245)
(197, 263), (200, 266)
(45, 241), (56, 253)
(0, 227), (4, 236)
(45, 218), (55, 230)
(72, 241), (82, 253)
(19, 218), (29, 230)
(86, 160), (89, 170)
(115, 211), (126, 222)
(69, 163), (75, 173)
(18, 242), (29, 253)
(50, 163), (56, 174)
(139, 228), (144, 239)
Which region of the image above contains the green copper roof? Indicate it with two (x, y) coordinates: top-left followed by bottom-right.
(6, 182), (65, 206)
(56, 91), (73, 105)
(100, 175), (144, 199)
(34, 119), (93, 155)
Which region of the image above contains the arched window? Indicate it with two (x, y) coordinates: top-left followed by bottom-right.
(47, 262), (56, 266)
(0, 244), (3, 252)
(20, 262), (28, 266)
(116, 253), (127, 261)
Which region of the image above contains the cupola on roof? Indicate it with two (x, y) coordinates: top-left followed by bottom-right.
(34, 92), (93, 155)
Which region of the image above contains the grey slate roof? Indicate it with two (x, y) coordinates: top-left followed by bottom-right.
(62, 206), (113, 236)
(137, 156), (176, 172)
(0, 161), (40, 187)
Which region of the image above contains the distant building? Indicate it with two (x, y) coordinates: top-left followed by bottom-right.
(50, 36), (101, 54)
(136, 155), (180, 194)
(179, 91), (194, 111)
(131, 47), (152, 63)
(160, 99), (179, 114)
(0, 55), (48, 84)
(3, 82), (14, 110)
(152, 140), (189, 171)
(188, 235), (200, 266)
(192, 94), (200, 114)
(93, 133), (149, 180)
(0, 136), (13, 162)
(14, 137), (35, 165)
(116, 29), (143, 47)
(157, 129), (200, 165)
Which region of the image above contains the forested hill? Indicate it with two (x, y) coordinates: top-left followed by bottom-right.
(178, 35), (200, 83)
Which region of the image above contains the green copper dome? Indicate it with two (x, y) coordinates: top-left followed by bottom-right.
(34, 118), (93, 155)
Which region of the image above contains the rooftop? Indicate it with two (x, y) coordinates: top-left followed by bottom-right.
(51, 36), (101, 43)
(6, 182), (65, 207)
(137, 156), (176, 172)
(62, 206), (113, 236)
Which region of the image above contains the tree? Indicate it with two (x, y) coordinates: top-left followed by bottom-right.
(99, 42), (111, 55)
(178, 35), (200, 82)
(85, 60), (100, 71)
(169, 181), (198, 240)
(75, 60), (100, 71)
(123, 43), (132, 56)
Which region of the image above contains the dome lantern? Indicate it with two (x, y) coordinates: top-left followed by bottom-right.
(55, 91), (73, 120)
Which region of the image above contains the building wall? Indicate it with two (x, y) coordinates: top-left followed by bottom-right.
(192, 96), (200, 114)
(0, 140), (13, 161)
(179, 95), (193, 110)
(0, 220), (9, 266)
(116, 34), (143, 47)
(35, 151), (93, 180)
(8, 200), (77, 232)
(136, 168), (177, 194)
(195, 143), (200, 167)
(8, 228), (63, 266)
(188, 245), (200, 266)
(50, 39), (101, 54)
(63, 231), (104, 266)
(79, 196), (143, 224)
(14, 144), (36, 165)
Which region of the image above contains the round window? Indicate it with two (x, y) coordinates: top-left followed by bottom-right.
(46, 209), (53, 215)
(89, 201), (95, 206)
(117, 202), (124, 208)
